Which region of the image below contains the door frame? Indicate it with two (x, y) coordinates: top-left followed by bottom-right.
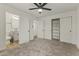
(51, 18), (60, 40)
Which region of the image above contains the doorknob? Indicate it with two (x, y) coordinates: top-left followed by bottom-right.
(70, 30), (72, 32)
(28, 30), (30, 32)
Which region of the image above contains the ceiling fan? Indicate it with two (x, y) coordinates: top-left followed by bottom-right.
(29, 3), (52, 14)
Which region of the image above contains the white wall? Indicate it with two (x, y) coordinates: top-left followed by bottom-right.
(76, 7), (79, 48)
(37, 10), (77, 45)
(0, 5), (6, 50)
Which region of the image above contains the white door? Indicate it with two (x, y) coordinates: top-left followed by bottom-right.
(60, 16), (72, 43)
(37, 20), (44, 39)
(33, 20), (38, 38)
(19, 16), (30, 44)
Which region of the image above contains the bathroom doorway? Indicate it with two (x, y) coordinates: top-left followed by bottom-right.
(6, 12), (20, 48)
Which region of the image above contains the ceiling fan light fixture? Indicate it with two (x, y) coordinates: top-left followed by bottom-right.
(38, 9), (42, 13)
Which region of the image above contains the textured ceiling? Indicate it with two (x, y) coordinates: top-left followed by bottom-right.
(6, 3), (79, 17)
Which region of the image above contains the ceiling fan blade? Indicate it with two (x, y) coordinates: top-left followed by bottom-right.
(34, 3), (39, 7)
(29, 8), (39, 10)
(42, 8), (52, 11)
(41, 3), (47, 7)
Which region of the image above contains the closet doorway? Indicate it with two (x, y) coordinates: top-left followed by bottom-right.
(51, 18), (60, 40)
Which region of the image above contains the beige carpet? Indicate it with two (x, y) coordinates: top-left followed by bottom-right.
(0, 38), (79, 56)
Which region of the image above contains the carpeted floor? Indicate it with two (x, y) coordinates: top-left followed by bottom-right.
(0, 38), (79, 56)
